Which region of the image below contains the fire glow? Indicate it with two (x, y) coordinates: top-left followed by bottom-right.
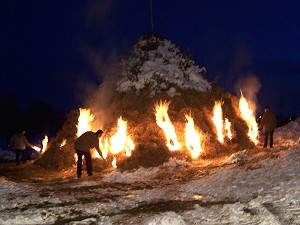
(155, 101), (181, 151)
(239, 93), (259, 144)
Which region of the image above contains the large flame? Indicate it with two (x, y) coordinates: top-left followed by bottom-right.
(185, 114), (202, 158)
(77, 108), (94, 137)
(76, 108), (95, 161)
(239, 92), (259, 144)
(110, 117), (135, 156)
(155, 101), (180, 151)
(212, 101), (234, 143)
(212, 102), (224, 143)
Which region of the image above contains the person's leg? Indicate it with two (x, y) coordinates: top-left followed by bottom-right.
(264, 131), (269, 148)
(21, 150), (26, 164)
(76, 149), (83, 178)
(269, 131), (274, 148)
(83, 152), (92, 176)
(16, 149), (20, 165)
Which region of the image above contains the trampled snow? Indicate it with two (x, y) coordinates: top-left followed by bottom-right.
(0, 118), (299, 224)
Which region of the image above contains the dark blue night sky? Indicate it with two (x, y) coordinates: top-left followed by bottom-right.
(1, 1), (299, 116)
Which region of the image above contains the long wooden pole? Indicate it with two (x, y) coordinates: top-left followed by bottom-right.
(150, 0), (154, 33)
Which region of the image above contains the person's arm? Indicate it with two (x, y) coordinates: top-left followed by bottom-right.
(93, 137), (105, 160)
(24, 136), (34, 148)
(259, 115), (265, 130)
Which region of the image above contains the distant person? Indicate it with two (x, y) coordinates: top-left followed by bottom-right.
(10, 130), (34, 165)
(74, 130), (105, 178)
(259, 106), (277, 148)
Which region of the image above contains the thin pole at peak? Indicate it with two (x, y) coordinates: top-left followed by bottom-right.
(150, 0), (154, 33)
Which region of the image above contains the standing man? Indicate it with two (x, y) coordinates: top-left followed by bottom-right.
(259, 106), (277, 148)
(10, 130), (34, 165)
(74, 130), (105, 178)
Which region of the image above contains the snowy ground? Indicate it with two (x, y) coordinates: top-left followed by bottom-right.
(0, 118), (299, 225)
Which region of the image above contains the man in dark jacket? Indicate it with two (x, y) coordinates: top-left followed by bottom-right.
(74, 130), (105, 178)
(10, 130), (34, 165)
(259, 106), (277, 148)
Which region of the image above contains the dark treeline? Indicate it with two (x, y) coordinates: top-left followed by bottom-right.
(0, 94), (66, 143)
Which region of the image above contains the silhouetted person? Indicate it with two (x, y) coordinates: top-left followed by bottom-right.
(74, 130), (105, 178)
(259, 106), (277, 148)
(10, 130), (34, 165)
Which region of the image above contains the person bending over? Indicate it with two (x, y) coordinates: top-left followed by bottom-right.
(74, 130), (105, 178)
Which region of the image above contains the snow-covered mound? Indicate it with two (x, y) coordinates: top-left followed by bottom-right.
(117, 34), (211, 97)
(275, 117), (300, 146)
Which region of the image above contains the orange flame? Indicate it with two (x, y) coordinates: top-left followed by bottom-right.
(185, 114), (202, 158)
(99, 137), (109, 159)
(41, 135), (48, 153)
(32, 146), (41, 152)
(224, 118), (233, 140)
(77, 108), (94, 137)
(212, 101), (234, 143)
(110, 117), (135, 156)
(60, 139), (66, 147)
(155, 101), (180, 151)
(212, 102), (224, 143)
(239, 93), (259, 144)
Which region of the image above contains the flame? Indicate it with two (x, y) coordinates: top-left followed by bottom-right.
(155, 101), (180, 151)
(185, 114), (202, 158)
(212, 102), (224, 143)
(239, 93), (259, 144)
(112, 156), (117, 168)
(32, 146), (41, 151)
(212, 101), (234, 143)
(41, 135), (48, 153)
(110, 117), (135, 156)
(224, 118), (233, 140)
(60, 139), (67, 147)
(77, 108), (94, 137)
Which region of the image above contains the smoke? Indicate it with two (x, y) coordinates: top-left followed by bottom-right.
(81, 46), (122, 131)
(84, 0), (113, 26)
(73, 0), (125, 130)
(235, 74), (261, 114)
(229, 44), (261, 114)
